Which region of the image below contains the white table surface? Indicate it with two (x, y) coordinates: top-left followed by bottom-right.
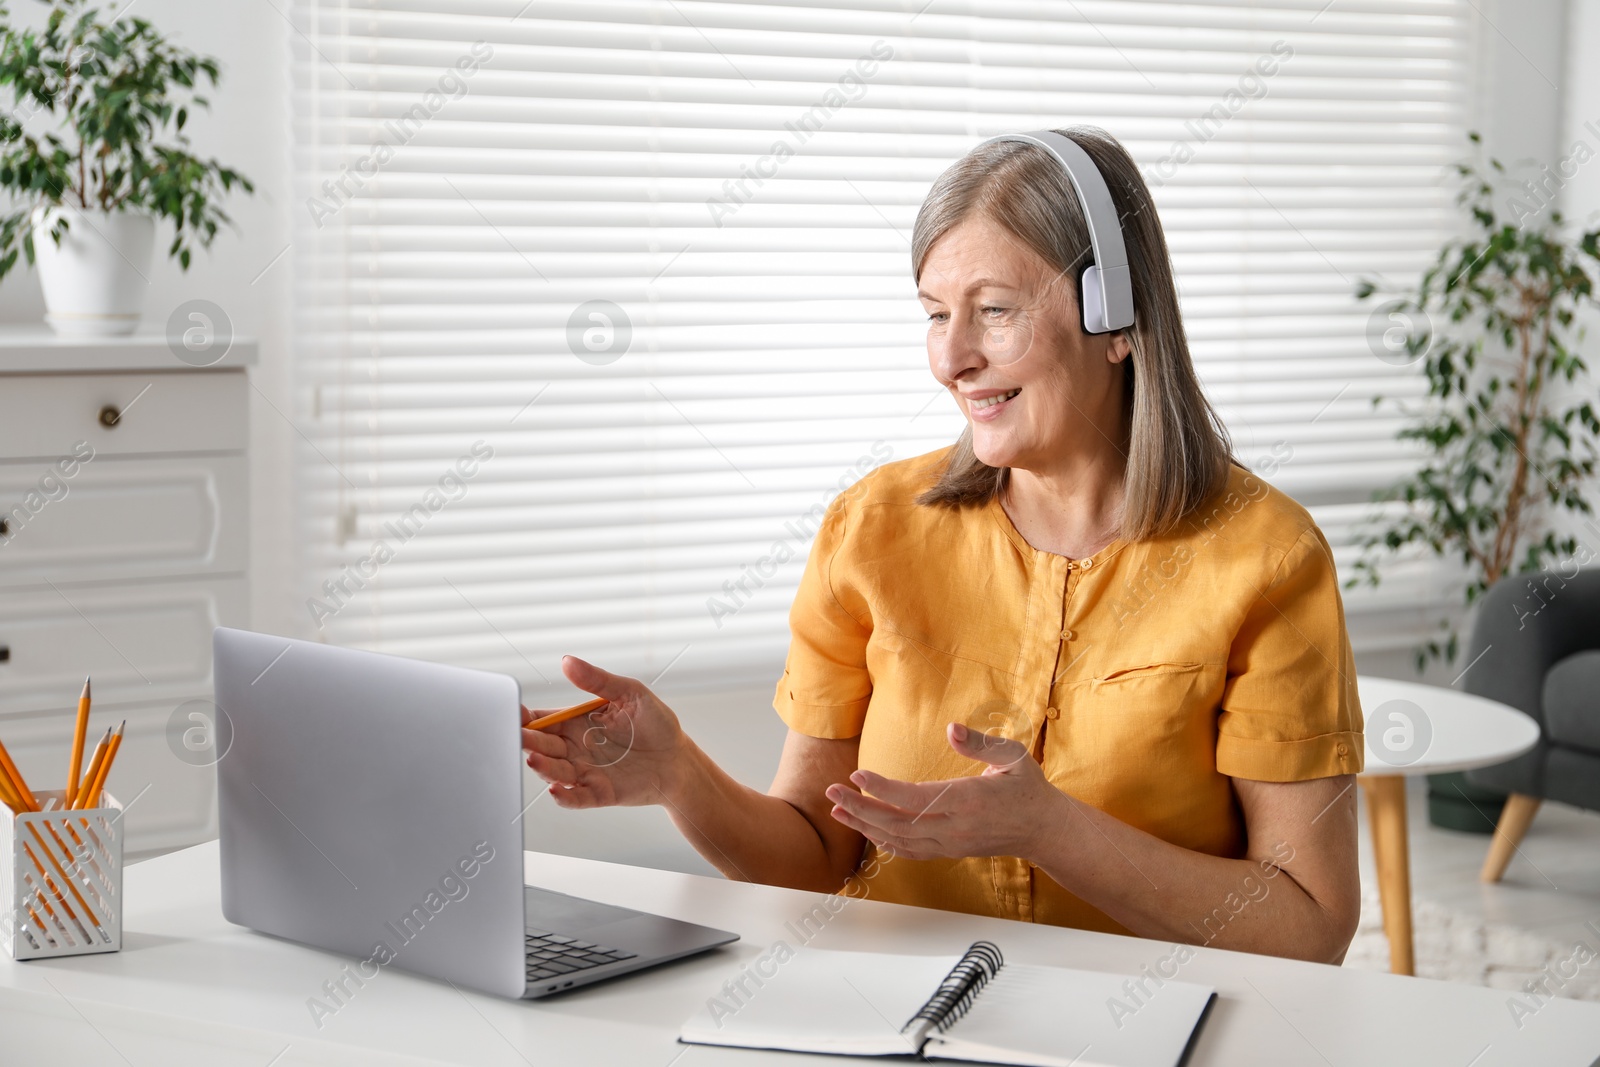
(2, 842), (1598, 1066)
(1358, 675), (1540, 776)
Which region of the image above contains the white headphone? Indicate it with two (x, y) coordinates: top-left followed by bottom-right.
(976, 130), (1136, 335)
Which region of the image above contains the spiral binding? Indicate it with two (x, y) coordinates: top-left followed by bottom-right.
(904, 940), (1004, 1034)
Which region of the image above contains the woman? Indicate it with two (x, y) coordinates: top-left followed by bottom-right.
(522, 126), (1364, 964)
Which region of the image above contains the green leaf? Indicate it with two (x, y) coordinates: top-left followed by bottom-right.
(1350, 132), (1600, 638)
(0, 0), (252, 257)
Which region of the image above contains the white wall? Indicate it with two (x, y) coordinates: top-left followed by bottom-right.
(1478, 0), (1570, 173)
(1553, 0), (1600, 617)
(0, 1), (301, 643)
(1561, 0), (1600, 226)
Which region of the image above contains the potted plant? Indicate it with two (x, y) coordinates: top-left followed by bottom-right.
(1349, 131), (1600, 831)
(0, 0), (252, 335)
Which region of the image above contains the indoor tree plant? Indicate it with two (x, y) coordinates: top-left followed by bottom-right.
(1349, 131), (1600, 830)
(0, 0), (252, 334)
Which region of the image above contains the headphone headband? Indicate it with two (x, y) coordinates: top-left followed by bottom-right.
(976, 130), (1135, 334)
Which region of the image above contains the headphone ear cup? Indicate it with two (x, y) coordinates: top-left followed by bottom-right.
(1079, 264), (1108, 334)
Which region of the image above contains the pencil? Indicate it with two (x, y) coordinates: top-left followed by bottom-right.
(0, 743), (61, 937)
(0, 765), (21, 815)
(522, 697), (608, 732)
(83, 721), (124, 809)
(72, 728), (111, 811)
(0, 736), (37, 812)
(27, 822), (101, 932)
(20, 838), (88, 938)
(66, 676), (91, 808)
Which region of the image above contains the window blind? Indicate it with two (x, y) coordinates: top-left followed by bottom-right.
(289, 0), (1477, 700)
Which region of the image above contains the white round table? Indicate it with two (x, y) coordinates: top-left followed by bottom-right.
(1355, 675), (1540, 975)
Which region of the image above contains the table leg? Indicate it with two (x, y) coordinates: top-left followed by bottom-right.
(1360, 775), (1414, 976)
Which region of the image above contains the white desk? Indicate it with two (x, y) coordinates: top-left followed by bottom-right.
(2, 842), (1597, 1066)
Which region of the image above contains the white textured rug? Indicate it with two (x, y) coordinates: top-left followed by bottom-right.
(1343, 891), (1600, 1001)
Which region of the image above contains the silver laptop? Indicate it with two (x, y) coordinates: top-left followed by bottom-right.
(213, 627), (738, 1000)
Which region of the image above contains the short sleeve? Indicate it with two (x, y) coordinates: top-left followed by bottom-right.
(1216, 524), (1365, 781)
(772, 494), (873, 739)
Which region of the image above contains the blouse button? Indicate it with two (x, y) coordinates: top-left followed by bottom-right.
(1078, 558), (1093, 569)
(1060, 629), (1075, 641)
(1337, 743), (1349, 757)
(1045, 705), (1061, 720)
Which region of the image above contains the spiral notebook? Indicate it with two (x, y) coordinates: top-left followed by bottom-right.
(679, 941), (1216, 1067)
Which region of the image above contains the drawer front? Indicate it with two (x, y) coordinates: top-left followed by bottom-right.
(0, 698), (220, 852)
(0, 577), (247, 717)
(0, 370), (247, 459)
(0, 455), (247, 587)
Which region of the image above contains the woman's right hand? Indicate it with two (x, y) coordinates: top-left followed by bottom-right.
(521, 654), (691, 808)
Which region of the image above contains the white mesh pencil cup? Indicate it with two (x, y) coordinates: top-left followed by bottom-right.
(1, 789), (122, 960)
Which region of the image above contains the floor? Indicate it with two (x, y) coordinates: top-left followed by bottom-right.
(1349, 776), (1600, 994)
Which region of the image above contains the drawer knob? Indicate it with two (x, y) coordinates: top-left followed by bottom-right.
(0, 645), (9, 663)
(98, 404), (122, 428)
(0, 517), (8, 536)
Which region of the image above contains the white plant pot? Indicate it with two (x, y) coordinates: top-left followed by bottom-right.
(31, 207), (155, 336)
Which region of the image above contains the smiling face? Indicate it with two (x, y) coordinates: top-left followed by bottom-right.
(918, 214), (1132, 475)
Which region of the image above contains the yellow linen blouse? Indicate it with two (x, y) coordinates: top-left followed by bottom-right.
(772, 446), (1364, 934)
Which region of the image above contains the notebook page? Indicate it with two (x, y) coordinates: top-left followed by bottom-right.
(679, 948), (961, 1056)
(926, 963), (1216, 1067)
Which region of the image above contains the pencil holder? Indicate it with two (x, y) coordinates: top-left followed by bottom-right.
(1, 790), (122, 961)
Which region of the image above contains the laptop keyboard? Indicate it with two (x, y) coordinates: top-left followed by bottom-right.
(524, 929), (638, 984)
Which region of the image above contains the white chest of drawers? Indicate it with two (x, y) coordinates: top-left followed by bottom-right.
(0, 331), (255, 854)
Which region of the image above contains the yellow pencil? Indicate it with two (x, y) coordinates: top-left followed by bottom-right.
(0, 737), (57, 934)
(522, 697), (608, 732)
(0, 736), (37, 813)
(0, 766), (21, 815)
(26, 823), (100, 930)
(20, 838), (86, 935)
(71, 728), (111, 811)
(83, 721), (124, 809)
(66, 677), (91, 808)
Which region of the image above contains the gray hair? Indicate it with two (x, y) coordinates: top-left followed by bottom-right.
(911, 125), (1236, 543)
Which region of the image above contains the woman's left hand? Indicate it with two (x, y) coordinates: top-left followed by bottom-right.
(824, 722), (1067, 861)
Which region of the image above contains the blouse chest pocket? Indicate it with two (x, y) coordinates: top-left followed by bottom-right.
(1047, 660), (1224, 775)
(1096, 661), (1208, 685)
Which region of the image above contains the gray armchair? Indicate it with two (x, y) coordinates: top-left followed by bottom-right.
(1463, 564), (1600, 881)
